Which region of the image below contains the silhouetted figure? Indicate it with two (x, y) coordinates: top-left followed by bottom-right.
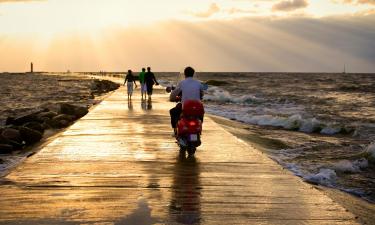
(144, 67), (159, 100)
(139, 68), (147, 100)
(124, 70), (137, 100)
(30, 62), (33, 73)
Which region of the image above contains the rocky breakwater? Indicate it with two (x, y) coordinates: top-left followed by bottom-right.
(90, 79), (120, 95)
(0, 79), (120, 155)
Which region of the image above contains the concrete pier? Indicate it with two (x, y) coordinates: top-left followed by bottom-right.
(0, 88), (358, 224)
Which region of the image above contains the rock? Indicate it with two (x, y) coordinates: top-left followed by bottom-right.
(52, 114), (75, 128)
(0, 144), (13, 154)
(0, 135), (10, 145)
(59, 120), (70, 127)
(23, 122), (44, 133)
(1, 128), (22, 143)
(44, 118), (61, 129)
(45, 116), (72, 129)
(19, 127), (43, 144)
(8, 140), (24, 150)
(91, 79), (120, 94)
(5, 117), (15, 126)
(37, 111), (58, 119)
(59, 103), (88, 119)
(6, 110), (43, 126)
(52, 114), (75, 122)
(37, 117), (51, 123)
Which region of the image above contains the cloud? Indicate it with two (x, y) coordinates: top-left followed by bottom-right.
(334, 0), (375, 5)
(0, 0), (44, 3)
(190, 3), (220, 18)
(3, 13), (373, 73)
(226, 7), (258, 14)
(272, 0), (309, 11)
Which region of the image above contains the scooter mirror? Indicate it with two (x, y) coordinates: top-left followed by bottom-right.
(166, 86), (176, 93)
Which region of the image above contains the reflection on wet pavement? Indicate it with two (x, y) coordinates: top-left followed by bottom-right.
(0, 87), (359, 224)
(170, 152), (201, 224)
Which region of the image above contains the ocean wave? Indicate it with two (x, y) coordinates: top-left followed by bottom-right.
(158, 79), (175, 88)
(304, 168), (337, 186)
(207, 108), (345, 135)
(332, 159), (368, 173)
(204, 87), (261, 104)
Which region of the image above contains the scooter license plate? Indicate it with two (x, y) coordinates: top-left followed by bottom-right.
(190, 134), (198, 142)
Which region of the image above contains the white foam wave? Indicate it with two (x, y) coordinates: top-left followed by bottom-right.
(207, 104), (344, 135)
(204, 87), (260, 104)
(321, 125), (342, 135)
(158, 79), (174, 88)
(304, 168), (337, 186)
(333, 159), (368, 173)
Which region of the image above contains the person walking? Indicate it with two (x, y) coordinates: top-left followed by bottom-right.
(124, 69), (137, 100)
(144, 67), (159, 100)
(139, 68), (147, 100)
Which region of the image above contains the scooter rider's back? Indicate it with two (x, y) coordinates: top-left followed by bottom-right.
(169, 77), (203, 104)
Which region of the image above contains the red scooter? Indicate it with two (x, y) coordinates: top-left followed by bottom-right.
(175, 100), (204, 155)
(167, 86), (204, 155)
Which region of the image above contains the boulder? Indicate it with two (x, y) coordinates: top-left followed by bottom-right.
(0, 135), (9, 145)
(52, 114), (75, 122)
(5, 110), (43, 126)
(0, 144), (13, 154)
(7, 140), (24, 150)
(19, 127), (43, 144)
(1, 128), (22, 143)
(59, 103), (89, 119)
(37, 111), (58, 119)
(37, 116), (51, 123)
(44, 118), (61, 129)
(23, 122), (44, 133)
(59, 120), (70, 127)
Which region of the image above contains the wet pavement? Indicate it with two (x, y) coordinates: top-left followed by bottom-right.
(0, 88), (358, 224)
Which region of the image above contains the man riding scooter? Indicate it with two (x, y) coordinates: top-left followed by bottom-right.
(169, 67), (205, 154)
(169, 66), (204, 132)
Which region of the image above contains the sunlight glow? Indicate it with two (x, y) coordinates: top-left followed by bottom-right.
(0, 0), (374, 72)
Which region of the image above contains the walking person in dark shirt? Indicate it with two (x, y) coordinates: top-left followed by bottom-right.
(144, 67), (159, 100)
(124, 69), (137, 100)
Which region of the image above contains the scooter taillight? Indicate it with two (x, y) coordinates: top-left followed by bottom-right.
(177, 118), (202, 135)
(189, 121), (197, 126)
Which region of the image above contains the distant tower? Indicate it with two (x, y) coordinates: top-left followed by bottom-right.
(31, 62), (34, 73)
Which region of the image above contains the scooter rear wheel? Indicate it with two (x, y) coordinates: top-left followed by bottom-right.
(187, 146), (196, 155)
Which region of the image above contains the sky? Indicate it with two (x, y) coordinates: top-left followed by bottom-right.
(0, 0), (374, 72)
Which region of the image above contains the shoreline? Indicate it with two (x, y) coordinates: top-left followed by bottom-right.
(209, 114), (375, 225)
(0, 78), (119, 177)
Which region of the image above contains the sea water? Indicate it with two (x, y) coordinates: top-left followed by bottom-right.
(158, 72), (375, 202)
(1, 72), (374, 202)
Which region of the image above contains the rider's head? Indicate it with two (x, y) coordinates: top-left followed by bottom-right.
(147, 67), (151, 72)
(184, 66), (195, 78)
(128, 69), (132, 74)
(142, 68), (146, 72)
